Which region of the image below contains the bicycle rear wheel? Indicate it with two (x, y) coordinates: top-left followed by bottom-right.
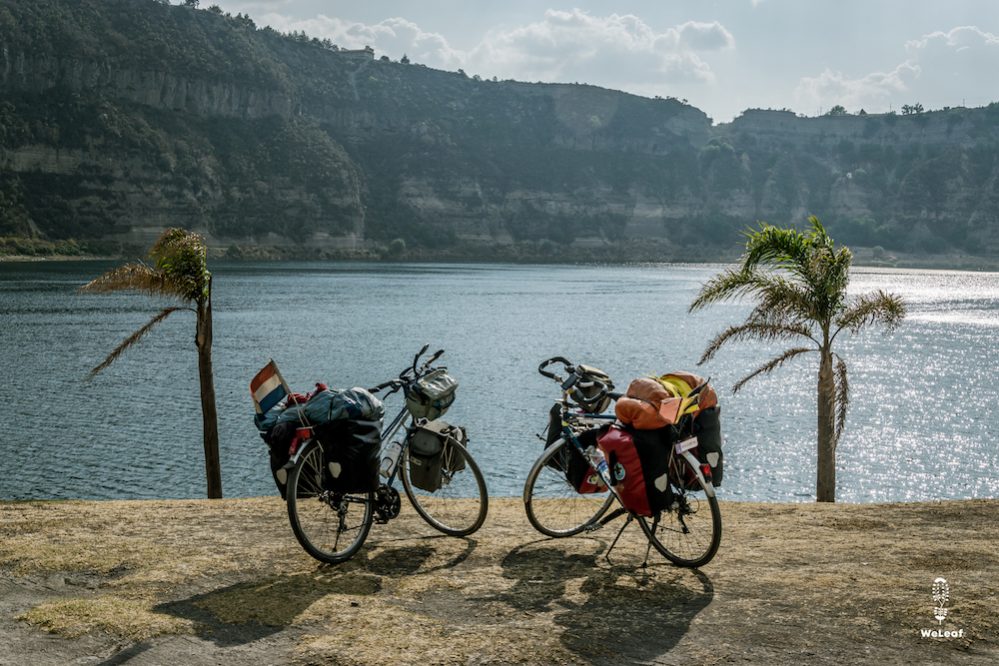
(400, 440), (488, 537)
(286, 441), (375, 564)
(637, 456), (721, 568)
(524, 439), (614, 538)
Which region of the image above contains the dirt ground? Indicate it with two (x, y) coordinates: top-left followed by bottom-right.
(0, 496), (996, 665)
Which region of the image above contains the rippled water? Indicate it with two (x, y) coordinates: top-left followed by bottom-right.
(1, 261), (996, 502)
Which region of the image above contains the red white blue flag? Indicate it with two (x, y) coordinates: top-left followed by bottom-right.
(250, 360), (289, 415)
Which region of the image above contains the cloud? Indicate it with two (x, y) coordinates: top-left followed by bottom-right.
(795, 25), (999, 113)
(468, 10), (733, 86)
(244, 8), (732, 92)
(249, 12), (464, 68)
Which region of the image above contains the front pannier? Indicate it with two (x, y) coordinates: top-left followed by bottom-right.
(405, 369), (459, 420)
(407, 418), (466, 491)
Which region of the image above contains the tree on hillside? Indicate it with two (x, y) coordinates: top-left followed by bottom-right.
(825, 105), (848, 116)
(902, 103), (925, 115)
(81, 229), (222, 498)
(690, 216), (905, 502)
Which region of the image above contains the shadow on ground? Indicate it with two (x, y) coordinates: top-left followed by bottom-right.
(491, 539), (714, 664)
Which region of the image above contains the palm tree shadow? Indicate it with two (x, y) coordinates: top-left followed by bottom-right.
(150, 567), (382, 649)
(485, 540), (714, 664)
(146, 536), (475, 652)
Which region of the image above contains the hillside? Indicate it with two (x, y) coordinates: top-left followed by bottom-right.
(2, 498), (997, 664)
(2, 0), (999, 261)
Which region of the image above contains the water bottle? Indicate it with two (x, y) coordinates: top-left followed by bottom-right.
(584, 446), (610, 482)
(379, 441), (404, 478)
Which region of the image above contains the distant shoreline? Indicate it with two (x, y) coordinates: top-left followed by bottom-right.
(2, 250), (997, 272)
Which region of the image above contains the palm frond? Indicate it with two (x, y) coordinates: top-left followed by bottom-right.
(689, 267), (760, 311)
(733, 346), (815, 393)
(80, 263), (188, 300)
(833, 289), (906, 337)
(699, 321), (817, 364)
(749, 274), (817, 322)
(834, 354), (849, 444)
(88, 307), (187, 378)
(743, 223), (813, 274)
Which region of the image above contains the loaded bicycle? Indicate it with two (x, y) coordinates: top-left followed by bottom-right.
(522, 357), (722, 568)
(257, 346), (488, 564)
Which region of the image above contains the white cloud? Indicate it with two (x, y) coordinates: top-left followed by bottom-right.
(467, 10), (733, 87)
(246, 8), (733, 91)
(795, 25), (999, 113)
(251, 12), (464, 68)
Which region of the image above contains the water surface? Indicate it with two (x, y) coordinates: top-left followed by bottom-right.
(1, 261), (996, 502)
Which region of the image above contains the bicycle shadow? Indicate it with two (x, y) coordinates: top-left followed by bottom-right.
(487, 539), (714, 664)
(146, 535), (476, 651)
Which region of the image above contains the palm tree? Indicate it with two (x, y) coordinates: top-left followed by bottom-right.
(81, 228), (222, 498)
(690, 216), (905, 502)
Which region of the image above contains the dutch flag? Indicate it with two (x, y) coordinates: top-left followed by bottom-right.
(250, 360), (290, 415)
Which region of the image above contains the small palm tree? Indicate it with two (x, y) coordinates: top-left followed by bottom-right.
(690, 216), (905, 502)
(81, 229), (222, 498)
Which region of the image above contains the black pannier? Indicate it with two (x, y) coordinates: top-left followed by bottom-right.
(263, 421), (297, 499)
(407, 418), (467, 491)
(693, 406), (723, 487)
(314, 419), (382, 493)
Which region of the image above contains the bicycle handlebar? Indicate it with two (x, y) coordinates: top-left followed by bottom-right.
(368, 346), (446, 395)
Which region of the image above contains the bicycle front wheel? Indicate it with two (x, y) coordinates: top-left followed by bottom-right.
(400, 440), (488, 537)
(637, 457), (721, 568)
(524, 439), (614, 538)
(286, 441), (375, 564)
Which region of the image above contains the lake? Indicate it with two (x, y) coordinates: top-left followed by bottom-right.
(1, 261), (996, 503)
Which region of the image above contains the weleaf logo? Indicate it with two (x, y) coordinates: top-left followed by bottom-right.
(920, 577), (964, 639)
(932, 577), (949, 625)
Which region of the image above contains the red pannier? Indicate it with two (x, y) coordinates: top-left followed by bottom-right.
(597, 425), (672, 517)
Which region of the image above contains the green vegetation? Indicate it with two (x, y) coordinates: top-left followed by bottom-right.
(1, 0), (999, 261)
(691, 218), (906, 502)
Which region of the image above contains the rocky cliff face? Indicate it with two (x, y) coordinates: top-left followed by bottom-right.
(2, 0), (998, 259)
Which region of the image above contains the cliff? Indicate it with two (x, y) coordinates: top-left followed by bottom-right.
(2, 0), (999, 260)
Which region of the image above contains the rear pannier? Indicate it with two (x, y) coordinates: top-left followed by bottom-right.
(255, 386), (385, 496)
(597, 425), (672, 517)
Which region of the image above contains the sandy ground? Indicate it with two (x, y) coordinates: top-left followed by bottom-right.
(0, 496), (996, 665)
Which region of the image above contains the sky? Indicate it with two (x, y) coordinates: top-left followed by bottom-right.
(211, 0), (999, 122)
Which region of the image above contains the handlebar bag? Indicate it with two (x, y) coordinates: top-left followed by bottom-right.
(597, 425), (673, 516)
(405, 369), (458, 420)
(570, 364), (614, 414)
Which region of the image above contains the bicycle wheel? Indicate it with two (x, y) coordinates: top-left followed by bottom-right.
(523, 439), (615, 538)
(637, 456), (721, 568)
(286, 441), (375, 564)
(400, 440), (488, 537)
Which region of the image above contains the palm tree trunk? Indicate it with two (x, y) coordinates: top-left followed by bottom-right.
(196, 278), (223, 499)
(816, 348), (837, 502)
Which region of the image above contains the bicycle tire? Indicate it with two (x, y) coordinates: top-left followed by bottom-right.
(523, 439), (615, 538)
(286, 440), (375, 564)
(637, 456), (721, 568)
(400, 440), (488, 537)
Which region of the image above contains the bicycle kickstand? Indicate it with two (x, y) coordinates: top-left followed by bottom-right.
(603, 514), (633, 565)
(641, 514), (661, 568)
